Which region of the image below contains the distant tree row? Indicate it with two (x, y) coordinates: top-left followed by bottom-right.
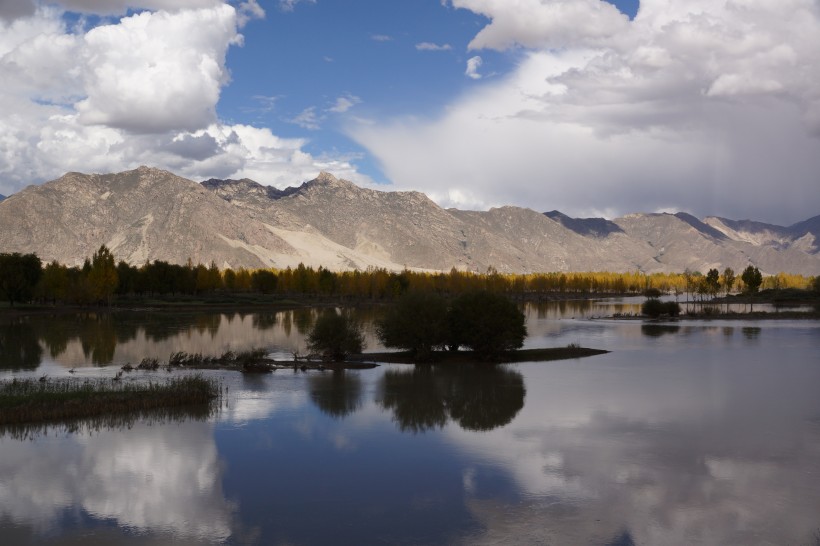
(1, 247), (816, 307)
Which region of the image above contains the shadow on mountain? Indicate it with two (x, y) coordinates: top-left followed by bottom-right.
(544, 210), (624, 238)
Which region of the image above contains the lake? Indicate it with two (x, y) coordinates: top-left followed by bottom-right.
(1, 300), (819, 545)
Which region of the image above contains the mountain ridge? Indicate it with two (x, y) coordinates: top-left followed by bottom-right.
(0, 167), (818, 275)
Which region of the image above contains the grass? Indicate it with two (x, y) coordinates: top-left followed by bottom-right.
(0, 375), (220, 426)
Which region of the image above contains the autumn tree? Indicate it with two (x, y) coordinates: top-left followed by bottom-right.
(87, 245), (118, 305)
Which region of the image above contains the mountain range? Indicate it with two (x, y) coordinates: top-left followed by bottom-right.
(0, 166), (817, 275)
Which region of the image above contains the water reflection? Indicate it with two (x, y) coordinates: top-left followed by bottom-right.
(0, 420), (235, 542)
(377, 365), (526, 433)
(640, 324), (681, 337)
(309, 369), (364, 418)
(0, 403), (217, 441)
(0, 319), (42, 371)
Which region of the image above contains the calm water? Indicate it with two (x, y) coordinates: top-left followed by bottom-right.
(1, 300), (819, 545)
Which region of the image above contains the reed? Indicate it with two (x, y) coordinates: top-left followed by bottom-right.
(0, 375), (220, 426)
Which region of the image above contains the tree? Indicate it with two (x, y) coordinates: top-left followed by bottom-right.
(723, 267), (736, 296)
(87, 245), (118, 305)
(641, 298), (681, 318)
(307, 309), (365, 362)
(376, 292), (449, 361)
(741, 265), (763, 312)
(0, 252), (42, 306)
(722, 267), (736, 312)
(37, 260), (69, 303)
(741, 265), (763, 295)
(251, 269), (277, 293)
(705, 268), (720, 299)
(448, 290), (527, 360)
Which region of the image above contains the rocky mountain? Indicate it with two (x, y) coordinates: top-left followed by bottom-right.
(0, 167), (818, 275)
(0, 167), (297, 268)
(0, 194), (5, 202)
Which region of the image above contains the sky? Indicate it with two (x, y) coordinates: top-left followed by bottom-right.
(1, 0), (818, 225)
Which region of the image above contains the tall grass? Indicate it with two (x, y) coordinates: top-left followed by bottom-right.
(0, 375), (220, 426)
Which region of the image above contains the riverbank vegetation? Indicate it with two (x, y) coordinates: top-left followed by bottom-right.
(0, 375), (219, 425)
(1, 248), (817, 310)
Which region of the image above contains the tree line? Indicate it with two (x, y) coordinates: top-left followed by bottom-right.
(0, 246), (816, 307)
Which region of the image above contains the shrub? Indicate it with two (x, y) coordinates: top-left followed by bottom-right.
(448, 291), (527, 360)
(642, 298), (680, 318)
(307, 309), (365, 362)
(376, 292), (449, 361)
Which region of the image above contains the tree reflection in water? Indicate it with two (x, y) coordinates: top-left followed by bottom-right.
(0, 319), (43, 371)
(309, 369), (363, 418)
(377, 365), (526, 433)
(640, 324), (681, 338)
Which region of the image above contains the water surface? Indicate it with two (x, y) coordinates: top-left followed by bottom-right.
(1, 302), (819, 545)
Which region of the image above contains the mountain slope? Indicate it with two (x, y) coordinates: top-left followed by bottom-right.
(1, 168), (818, 275)
(0, 167), (297, 268)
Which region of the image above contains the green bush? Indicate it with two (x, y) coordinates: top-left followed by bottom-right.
(642, 298), (680, 318)
(376, 292), (449, 361)
(448, 291), (527, 360)
(307, 310), (364, 362)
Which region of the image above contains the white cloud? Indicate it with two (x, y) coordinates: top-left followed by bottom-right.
(452, 0), (629, 51)
(75, 5), (240, 133)
(328, 95), (361, 114)
(371, 34), (392, 42)
(278, 0), (315, 12)
(353, 0), (820, 224)
(1, 0), (224, 20)
(465, 55), (483, 79)
(236, 0), (265, 27)
(416, 42), (452, 51)
(0, 4), (366, 196)
(289, 106), (321, 130)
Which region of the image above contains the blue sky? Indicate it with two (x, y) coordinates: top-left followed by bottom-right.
(220, 0), (639, 183)
(0, 0), (818, 224)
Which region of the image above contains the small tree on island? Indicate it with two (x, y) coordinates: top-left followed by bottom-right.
(307, 309), (365, 362)
(740, 265), (763, 312)
(376, 291), (449, 362)
(448, 291), (527, 360)
(641, 298), (681, 318)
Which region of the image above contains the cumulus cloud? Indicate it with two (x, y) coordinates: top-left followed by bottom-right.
(353, 0), (820, 224)
(75, 5), (240, 133)
(0, 3), (365, 196)
(452, 0), (629, 50)
(465, 55), (483, 79)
